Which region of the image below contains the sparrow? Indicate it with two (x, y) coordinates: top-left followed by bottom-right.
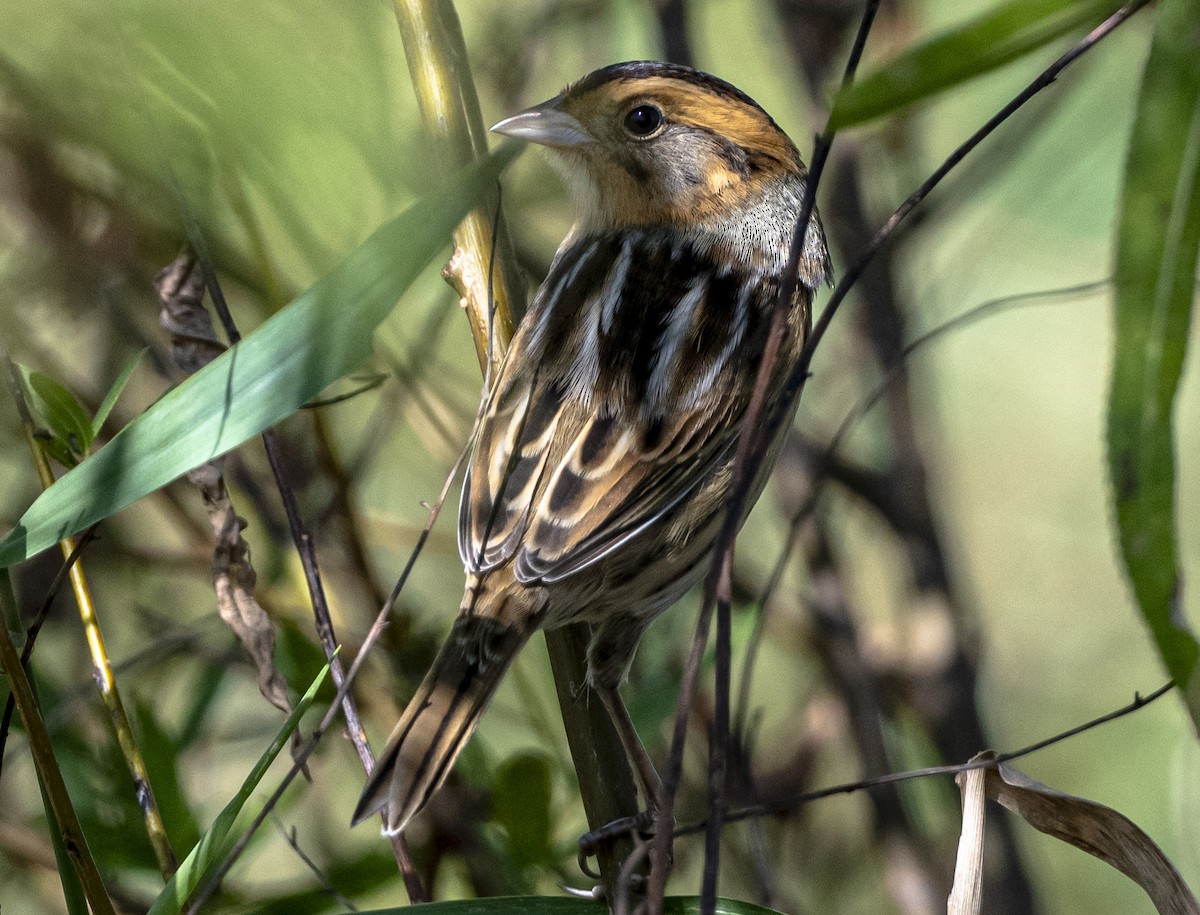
(354, 60), (830, 836)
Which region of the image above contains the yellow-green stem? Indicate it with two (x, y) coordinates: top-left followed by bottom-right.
(0, 568), (117, 915)
(15, 390), (178, 880)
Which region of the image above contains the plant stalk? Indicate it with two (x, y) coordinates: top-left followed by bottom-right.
(391, 0), (642, 903)
(0, 568), (117, 915)
(4, 356), (178, 880)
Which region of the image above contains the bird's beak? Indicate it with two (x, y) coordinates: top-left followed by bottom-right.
(490, 102), (591, 148)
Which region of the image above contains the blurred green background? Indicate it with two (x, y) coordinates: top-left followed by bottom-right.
(0, 1), (1196, 913)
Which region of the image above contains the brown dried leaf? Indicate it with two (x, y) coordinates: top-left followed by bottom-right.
(154, 251), (225, 375)
(986, 761), (1200, 915)
(157, 254), (291, 717)
(187, 461), (292, 716)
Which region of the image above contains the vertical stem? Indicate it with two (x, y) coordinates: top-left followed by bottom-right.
(392, 0), (522, 370)
(547, 625), (640, 904)
(60, 533), (179, 878)
(4, 357), (178, 880)
(0, 569), (117, 915)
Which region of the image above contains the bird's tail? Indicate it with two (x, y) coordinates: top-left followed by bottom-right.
(352, 616), (529, 834)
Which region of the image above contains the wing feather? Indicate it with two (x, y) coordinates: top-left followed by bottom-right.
(460, 228), (799, 582)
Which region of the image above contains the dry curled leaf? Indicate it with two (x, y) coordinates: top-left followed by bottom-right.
(187, 461), (292, 716)
(158, 250), (292, 718)
(154, 251), (225, 375)
(980, 758), (1200, 915)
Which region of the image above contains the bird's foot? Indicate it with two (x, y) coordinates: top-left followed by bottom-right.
(577, 808), (664, 879)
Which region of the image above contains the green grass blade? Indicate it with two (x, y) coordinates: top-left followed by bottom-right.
(25, 369), (94, 457)
(146, 661), (330, 915)
(91, 347), (147, 437)
(1107, 0), (1200, 722)
(830, 0), (1118, 129)
(0, 146), (516, 568)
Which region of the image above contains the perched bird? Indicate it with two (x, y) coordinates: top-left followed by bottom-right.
(353, 60), (830, 835)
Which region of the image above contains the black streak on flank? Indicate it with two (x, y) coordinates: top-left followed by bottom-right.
(533, 238), (621, 363)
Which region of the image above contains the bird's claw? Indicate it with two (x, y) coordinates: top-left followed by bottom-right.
(577, 808), (661, 878)
(562, 883), (605, 901)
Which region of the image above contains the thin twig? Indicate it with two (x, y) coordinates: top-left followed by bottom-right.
(183, 236), (424, 898)
(274, 819), (359, 912)
(677, 681), (1174, 834)
(652, 5), (1148, 908)
(731, 279), (1111, 746)
(188, 256), (504, 905)
(188, 430), (476, 912)
(0, 569), (117, 915)
(3, 354), (178, 879)
(785, 2), (1150, 415)
(0, 526), (97, 776)
(807, 278), (1110, 529)
(651, 5), (883, 911)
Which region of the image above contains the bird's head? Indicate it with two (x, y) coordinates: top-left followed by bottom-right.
(491, 61), (803, 232)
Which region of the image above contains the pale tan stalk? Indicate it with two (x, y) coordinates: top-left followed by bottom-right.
(393, 0), (522, 370)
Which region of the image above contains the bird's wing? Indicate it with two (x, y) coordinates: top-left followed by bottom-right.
(459, 230), (796, 583)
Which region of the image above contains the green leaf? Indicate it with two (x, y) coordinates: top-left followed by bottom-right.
(830, 0), (1119, 129)
(26, 369), (95, 458)
(92, 347), (147, 436)
(1107, 0), (1200, 722)
(492, 752), (554, 869)
(0, 146), (517, 569)
(146, 660), (330, 915)
(357, 897), (785, 914)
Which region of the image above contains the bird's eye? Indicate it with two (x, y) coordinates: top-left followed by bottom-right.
(623, 104), (664, 138)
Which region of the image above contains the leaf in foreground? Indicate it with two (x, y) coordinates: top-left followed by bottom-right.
(0, 146), (517, 569)
(830, 0), (1122, 128)
(356, 897), (785, 914)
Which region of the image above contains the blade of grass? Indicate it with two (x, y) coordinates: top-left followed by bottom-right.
(146, 660), (331, 915)
(40, 780), (90, 915)
(1107, 0), (1200, 725)
(0, 147), (516, 569)
(830, 0), (1120, 128)
(92, 347), (147, 436)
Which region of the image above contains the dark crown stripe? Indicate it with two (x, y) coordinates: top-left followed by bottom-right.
(566, 60), (767, 115)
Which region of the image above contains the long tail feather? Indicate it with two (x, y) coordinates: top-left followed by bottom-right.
(352, 616), (528, 834)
